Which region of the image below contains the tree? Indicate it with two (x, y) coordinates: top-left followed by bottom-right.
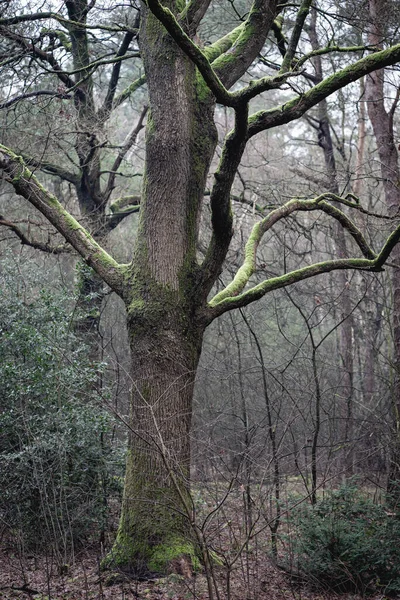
(2, 0), (400, 577)
(365, 0), (400, 499)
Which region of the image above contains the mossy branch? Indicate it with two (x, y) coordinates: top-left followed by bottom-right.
(0, 145), (127, 298)
(203, 25), (244, 63)
(146, 0), (282, 105)
(207, 255), (391, 321)
(248, 43), (400, 136)
(206, 193), (400, 320)
(295, 44), (377, 70)
(211, 0), (279, 88)
(113, 74), (147, 110)
(280, 0), (312, 72)
(109, 195), (141, 214)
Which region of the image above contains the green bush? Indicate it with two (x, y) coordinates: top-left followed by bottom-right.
(286, 483), (400, 595)
(0, 257), (123, 555)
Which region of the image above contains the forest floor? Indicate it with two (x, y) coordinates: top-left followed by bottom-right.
(0, 545), (387, 600)
(0, 481), (392, 599)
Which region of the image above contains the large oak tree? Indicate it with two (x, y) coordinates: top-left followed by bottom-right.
(2, 0), (400, 577)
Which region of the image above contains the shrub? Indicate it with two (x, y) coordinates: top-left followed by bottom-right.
(285, 482), (400, 595)
(0, 257), (123, 556)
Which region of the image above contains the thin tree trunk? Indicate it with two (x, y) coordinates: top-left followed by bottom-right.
(309, 7), (355, 476)
(365, 0), (400, 500)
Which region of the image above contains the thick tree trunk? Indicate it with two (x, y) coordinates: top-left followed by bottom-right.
(105, 6), (217, 575)
(108, 310), (204, 575)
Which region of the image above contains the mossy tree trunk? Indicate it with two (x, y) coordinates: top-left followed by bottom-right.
(106, 7), (217, 575)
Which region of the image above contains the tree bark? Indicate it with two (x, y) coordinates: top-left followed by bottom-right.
(365, 0), (400, 500)
(105, 6), (217, 574)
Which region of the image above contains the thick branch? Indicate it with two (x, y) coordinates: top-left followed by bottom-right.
(204, 191), (400, 323)
(204, 26), (244, 63)
(181, 0), (213, 34)
(145, 0), (234, 105)
(0, 146), (127, 298)
(146, 0), (279, 104)
(280, 0), (312, 72)
(0, 12), (54, 25)
(213, 0), (279, 88)
(20, 154), (79, 185)
(248, 43), (400, 137)
(100, 206), (141, 235)
(199, 104), (249, 297)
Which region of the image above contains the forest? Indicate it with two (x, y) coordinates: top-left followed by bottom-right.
(1, 0), (400, 598)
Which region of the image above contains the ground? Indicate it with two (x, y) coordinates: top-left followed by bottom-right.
(0, 481), (392, 599)
(0, 545), (387, 600)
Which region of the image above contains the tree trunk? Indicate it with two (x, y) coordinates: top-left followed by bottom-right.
(308, 7), (355, 477)
(105, 6), (217, 575)
(108, 311), (204, 575)
(365, 0), (400, 501)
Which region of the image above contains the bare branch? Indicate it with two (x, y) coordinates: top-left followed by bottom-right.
(181, 0), (213, 34)
(0, 90), (72, 110)
(0, 26), (76, 89)
(0, 215), (71, 254)
(104, 105), (148, 202)
(20, 154), (79, 186)
(99, 30), (136, 120)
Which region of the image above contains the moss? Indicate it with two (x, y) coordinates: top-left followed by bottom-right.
(195, 70), (211, 103)
(211, 23), (256, 73)
(101, 529), (136, 571)
(103, 532), (200, 576)
(174, 0), (185, 12)
(110, 195), (140, 213)
(148, 538), (200, 573)
(203, 24), (243, 63)
(145, 111), (156, 137)
(55, 29), (72, 51)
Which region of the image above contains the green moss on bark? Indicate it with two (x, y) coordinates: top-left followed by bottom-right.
(148, 538), (200, 573)
(103, 532), (199, 576)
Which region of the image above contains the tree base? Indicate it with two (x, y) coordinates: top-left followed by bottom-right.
(102, 531), (200, 579)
